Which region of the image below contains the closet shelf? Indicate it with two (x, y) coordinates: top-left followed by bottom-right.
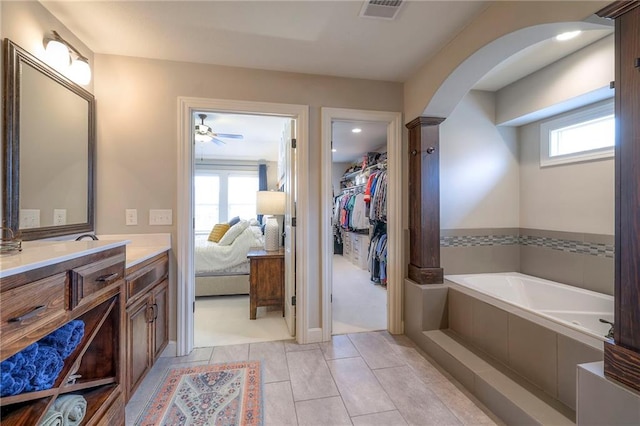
(340, 160), (387, 182)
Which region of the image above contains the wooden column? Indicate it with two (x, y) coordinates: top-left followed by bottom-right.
(597, 1), (640, 393)
(406, 117), (444, 284)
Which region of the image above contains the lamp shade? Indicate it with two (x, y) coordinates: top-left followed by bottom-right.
(68, 58), (91, 85)
(44, 39), (70, 72)
(256, 191), (285, 215)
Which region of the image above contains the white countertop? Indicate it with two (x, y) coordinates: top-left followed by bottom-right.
(0, 233), (171, 278)
(98, 233), (171, 268)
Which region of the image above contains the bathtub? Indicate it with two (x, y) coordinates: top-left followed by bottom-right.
(445, 272), (614, 351)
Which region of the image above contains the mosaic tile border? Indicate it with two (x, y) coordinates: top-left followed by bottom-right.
(440, 235), (519, 247)
(440, 234), (615, 258)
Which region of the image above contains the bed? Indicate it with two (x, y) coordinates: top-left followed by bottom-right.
(195, 221), (264, 297)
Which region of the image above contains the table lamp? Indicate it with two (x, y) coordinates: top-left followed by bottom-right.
(256, 191), (286, 251)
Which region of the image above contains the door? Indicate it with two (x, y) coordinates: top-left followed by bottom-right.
(153, 280), (169, 359)
(126, 296), (151, 397)
(283, 119), (296, 336)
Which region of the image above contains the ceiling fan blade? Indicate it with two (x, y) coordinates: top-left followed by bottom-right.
(213, 133), (243, 139)
(211, 137), (226, 145)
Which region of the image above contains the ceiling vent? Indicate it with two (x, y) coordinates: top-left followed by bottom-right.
(359, 0), (404, 20)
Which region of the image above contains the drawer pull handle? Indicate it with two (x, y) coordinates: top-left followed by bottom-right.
(153, 303), (158, 321)
(96, 272), (119, 282)
(8, 305), (46, 323)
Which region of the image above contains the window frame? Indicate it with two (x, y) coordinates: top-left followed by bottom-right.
(539, 99), (614, 167)
(193, 167), (259, 235)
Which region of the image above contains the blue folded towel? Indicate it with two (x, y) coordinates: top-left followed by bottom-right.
(24, 345), (64, 392)
(0, 343), (38, 397)
(40, 320), (85, 359)
(1, 371), (25, 397)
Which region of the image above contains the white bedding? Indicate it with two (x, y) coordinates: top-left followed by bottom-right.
(195, 226), (264, 274)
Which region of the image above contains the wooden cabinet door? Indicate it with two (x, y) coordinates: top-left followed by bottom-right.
(152, 280), (169, 359)
(126, 296), (152, 397)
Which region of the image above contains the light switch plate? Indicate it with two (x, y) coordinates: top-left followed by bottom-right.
(149, 209), (172, 225)
(125, 209), (137, 226)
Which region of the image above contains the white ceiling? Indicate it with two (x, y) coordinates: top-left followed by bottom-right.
(193, 112), (289, 162)
(332, 121), (387, 163)
(40, 1), (613, 162)
(474, 29), (612, 91)
(41, 0), (489, 82)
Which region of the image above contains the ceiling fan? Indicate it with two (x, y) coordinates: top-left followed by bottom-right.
(194, 113), (244, 145)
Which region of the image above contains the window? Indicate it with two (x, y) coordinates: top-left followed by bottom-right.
(194, 169), (259, 234)
(540, 99), (614, 167)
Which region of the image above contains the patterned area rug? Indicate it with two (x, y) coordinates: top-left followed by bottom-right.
(137, 361), (263, 426)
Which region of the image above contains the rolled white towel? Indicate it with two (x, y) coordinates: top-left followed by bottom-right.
(38, 409), (63, 426)
(53, 394), (87, 426)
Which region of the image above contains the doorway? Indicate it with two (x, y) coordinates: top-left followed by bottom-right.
(330, 120), (389, 334)
(177, 98), (309, 356)
(320, 108), (403, 340)
(191, 111), (292, 347)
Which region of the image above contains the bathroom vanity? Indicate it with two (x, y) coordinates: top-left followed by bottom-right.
(0, 240), (128, 425)
(0, 235), (171, 423)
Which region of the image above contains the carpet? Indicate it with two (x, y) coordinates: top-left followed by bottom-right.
(137, 361), (263, 426)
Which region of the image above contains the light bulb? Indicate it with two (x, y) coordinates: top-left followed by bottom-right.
(352, 128), (362, 133)
(68, 58), (91, 85)
(44, 39), (70, 71)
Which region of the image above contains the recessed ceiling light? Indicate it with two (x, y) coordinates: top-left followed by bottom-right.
(352, 128), (362, 133)
(556, 31), (581, 41)
(331, 148), (337, 152)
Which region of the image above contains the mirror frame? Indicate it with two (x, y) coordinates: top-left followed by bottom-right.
(2, 38), (95, 241)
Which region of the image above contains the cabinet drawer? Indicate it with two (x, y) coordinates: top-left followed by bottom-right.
(1, 273), (68, 352)
(126, 255), (168, 301)
(70, 254), (125, 308)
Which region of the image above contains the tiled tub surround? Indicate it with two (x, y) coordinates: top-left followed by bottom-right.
(441, 228), (615, 295)
(445, 279), (609, 412)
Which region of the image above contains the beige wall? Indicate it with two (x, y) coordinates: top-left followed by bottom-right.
(519, 102), (614, 234)
(440, 91), (520, 229)
(496, 34), (614, 125)
(93, 53), (403, 337)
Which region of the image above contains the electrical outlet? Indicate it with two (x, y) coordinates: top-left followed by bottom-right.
(53, 209), (67, 226)
(149, 209), (172, 225)
(19, 209), (40, 229)
(125, 209), (138, 226)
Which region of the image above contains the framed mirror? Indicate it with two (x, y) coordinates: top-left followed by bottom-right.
(2, 39), (95, 241)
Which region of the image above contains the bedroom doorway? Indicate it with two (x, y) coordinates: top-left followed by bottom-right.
(191, 112), (295, 347)
(177, 98), (310, 357)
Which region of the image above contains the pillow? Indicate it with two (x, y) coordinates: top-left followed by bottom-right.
(249, 218), (260, 226)
(228, 216), (241, 227)
(207, 223), (230, 243)
(218, 219), (249, 246)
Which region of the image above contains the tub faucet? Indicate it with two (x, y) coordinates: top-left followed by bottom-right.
(75, 234), (98, 241)
(599, 318), (614, 339)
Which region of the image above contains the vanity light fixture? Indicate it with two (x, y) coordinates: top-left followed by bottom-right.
(43, 30), (92, 85)
(352, 128), (362, 133)
(556, 31), (581, 41)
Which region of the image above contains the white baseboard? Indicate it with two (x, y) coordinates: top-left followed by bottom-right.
(306, 328), (323, 343)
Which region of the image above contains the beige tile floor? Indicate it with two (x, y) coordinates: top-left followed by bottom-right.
(125, 331), (502, 425)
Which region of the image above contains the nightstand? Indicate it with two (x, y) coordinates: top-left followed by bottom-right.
(247, 248), (285, 320)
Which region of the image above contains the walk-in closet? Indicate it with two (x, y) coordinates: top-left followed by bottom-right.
(331, 120), (388, 334)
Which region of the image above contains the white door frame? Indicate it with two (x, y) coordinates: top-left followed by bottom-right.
(320, 108), (403, 340)
(177, 97), (310, 356)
